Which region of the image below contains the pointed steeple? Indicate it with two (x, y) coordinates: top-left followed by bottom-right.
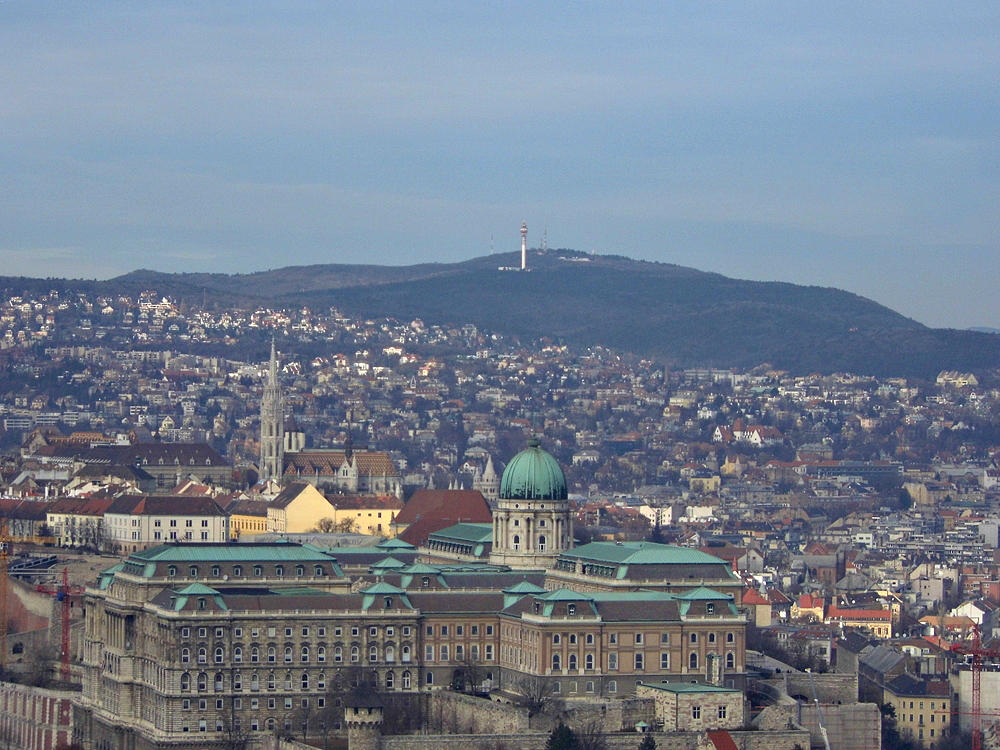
(269, 336), (278, 383)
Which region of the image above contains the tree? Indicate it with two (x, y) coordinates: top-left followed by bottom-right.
(513, 675), (561, 717)
(638, 733), (656, 750)
(310, 517), (337, 533)
(545, 723), (579, 750)
(575, 719), (607, 750)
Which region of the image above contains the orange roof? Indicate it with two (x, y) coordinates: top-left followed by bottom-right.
(742, 588), (770, 605)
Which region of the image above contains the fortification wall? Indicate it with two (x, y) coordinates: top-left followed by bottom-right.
(782, 672), (857, 704)
(379, 729), (809, 750)
(423, 691), (530, 735)
(0, 679), (74, 750)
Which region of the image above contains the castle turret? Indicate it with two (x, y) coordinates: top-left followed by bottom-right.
(344, 690), (383, 750)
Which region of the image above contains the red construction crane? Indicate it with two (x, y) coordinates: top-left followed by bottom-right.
(36, 569), (82, 682)
(950, 625), (1000, 750)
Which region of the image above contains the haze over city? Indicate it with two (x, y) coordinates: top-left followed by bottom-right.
(2, 2), (998, 329)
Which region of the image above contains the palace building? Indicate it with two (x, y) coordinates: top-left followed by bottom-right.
(75, 440), (746, 749)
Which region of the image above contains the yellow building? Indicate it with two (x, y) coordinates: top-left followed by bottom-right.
(326, 495), (404, 537)
(226, 498), (270, 539)
(266, 482), (335, 534)
(881, 676), (951, 747)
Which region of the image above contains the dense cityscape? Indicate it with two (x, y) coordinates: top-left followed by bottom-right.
(0, 286), (995, 749)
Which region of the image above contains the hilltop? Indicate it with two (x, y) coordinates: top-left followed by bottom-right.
(5, 250), (999, 377)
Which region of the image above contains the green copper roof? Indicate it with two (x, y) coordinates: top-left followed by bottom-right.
(503, 581), (547, 594)
(370, 557), (407, 569)
(361, 582), (406, 595)
(429, 523), (493, 543)
(173, 583), (222, 595)
(500, 439), (567, 501)
(401, 563), (443, 574)
(560, 541), (731, 566)
(675, 586), (734, 600)
(377, 538), (416, 549)
(537, 588), (595, 601)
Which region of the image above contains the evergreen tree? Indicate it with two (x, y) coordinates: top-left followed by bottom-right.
(638, 733), (656, 750)
(545, 722), (579, 750)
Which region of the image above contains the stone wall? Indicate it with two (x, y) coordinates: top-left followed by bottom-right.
(424, 691), (530, 734)
(0, 679), (74, 750)
(380, 729), (810, 750)
(781, 672), (857, 704)
(796, 702), (881, 750)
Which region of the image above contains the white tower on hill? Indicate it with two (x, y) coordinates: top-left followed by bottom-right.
(520, 221), (527, 271)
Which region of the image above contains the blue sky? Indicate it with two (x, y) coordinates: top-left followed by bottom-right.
(2, 2), (997, 328)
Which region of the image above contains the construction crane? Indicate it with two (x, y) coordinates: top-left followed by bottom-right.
(950, 625), (1000, 750)
(36, 568), (81, 681)
(0, 520), (8, 672)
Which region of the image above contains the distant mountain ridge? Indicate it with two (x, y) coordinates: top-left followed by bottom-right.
(5, 250), (999, 378)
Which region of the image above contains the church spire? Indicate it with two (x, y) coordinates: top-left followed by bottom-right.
(260, 337), (285, 484)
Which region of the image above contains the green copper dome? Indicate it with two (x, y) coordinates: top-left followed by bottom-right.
(500, 439), (568, 501)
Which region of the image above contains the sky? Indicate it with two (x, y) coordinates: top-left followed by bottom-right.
(2, 2), (998, 329)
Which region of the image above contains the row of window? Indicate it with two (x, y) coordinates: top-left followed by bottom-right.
(424, 644), (494, 661)
(553, 651), (736, 671)
(552, 631), (736, 645)
(181, 644), (415, 665)
(179, 670), (417, 693)
(425, 624), (494, 637)
(168, 564), (327, 578)
(690, 705), (728, 720)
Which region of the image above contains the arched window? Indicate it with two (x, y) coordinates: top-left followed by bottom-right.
(402, 670), (411, 689)
(214, 647), (224, 664)
(585, 653), (594, 670)
(181, 648), (190, 664)
(283, 646), (292, 663)
(266, 718), (275, 731)
(726, 632), (735, 643)
(385, 671), (395, 689)
(295, 565), (305, 577)
(214, 673), (224, 691)
(233, 565), (242, 577)
(334, 645), (343, 663)
(385, 646), (395, 662)
(233, 646), (243, 663)
(284, 673), (292, 690)
(301, 672), (309, 689)
(189, 566), (199, 577)
(314, 564), (324, 576)
(351, 646), (360, 663)
(180, 673), (191, 691)
(267, 646), (276, 663)
(317, 646), (326, 663)
(689, 652), (699, 670)
(369, 645), (378, 662)
(168, 566), (177, 577)
(726, 652), (735, 668)
(301, 646), (309, 662)
(267, 673), (276, 691)
(569, 654), (577, 670)
(401, 645), (411, 663)
(553, 634), (561, 645)
(275, 565), (284, 577)
(197, 673), (207, 691)
(233, 672), (242, 690)
(198, 648), (207, 664)
(250, 646), (259, 663)
(211, 566), (221, 577)
(552, 654), (561, 670)
(253, 566), (262, 577)
(538, 535), (547, 551)
(250, 673), (259, 691)
(513, 534), (520, 550)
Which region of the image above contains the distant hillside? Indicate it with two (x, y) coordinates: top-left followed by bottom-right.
(4, 250), (1000, 377)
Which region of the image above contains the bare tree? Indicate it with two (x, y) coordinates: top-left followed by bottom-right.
(310, 517), (337, 533)
(575, 719), (608, 750)
(218, 718), (250, 750)
(513, 676), (562, 717)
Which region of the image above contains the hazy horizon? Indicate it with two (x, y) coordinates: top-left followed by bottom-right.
(2, 3), (997, 329)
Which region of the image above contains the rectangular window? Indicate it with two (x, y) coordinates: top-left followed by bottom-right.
(456, 625), (464, 636)
(609, 653), (618, 670)
(486, 625), (494, 635)
(635, 633), (643, 644)
(425, 645), (434, 661)
(660, 653), (670, 669)
(692, 706), (701, 719)
(609, 633), (618, 645)
(634, 653), (644, 670)
(440, 645), (449, 661)
(426, 626), (433, 636)
(441, 625), (449, 636)
(485, 644), (494, 660)
(718, 706), (727, 719)
(661, 633), (670, 644)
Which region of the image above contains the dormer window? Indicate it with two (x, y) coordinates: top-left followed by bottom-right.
(168, 566), (177, 577)
(568, 605), (576, 616)
(706, 603), (715, 615)
(189, 566), (199, 577)
(211, 566), (220, 577)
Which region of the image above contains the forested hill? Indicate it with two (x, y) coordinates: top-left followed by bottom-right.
(4, 250), (999, 377)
